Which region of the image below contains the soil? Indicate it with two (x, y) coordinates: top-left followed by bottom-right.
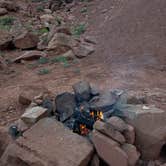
(0, 0), (166, 126)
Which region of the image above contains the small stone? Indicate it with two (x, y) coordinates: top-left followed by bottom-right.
(55, 92), (76, 122)
(72, 80), (91, 102)
(21, 106), (48, 126)
(14, 32), (39, 49)
(121, 143), (140, 166)
(13, 51), (46, 63)
(123, 124), (135, 144)
(0, 8), (7, 15)
(107, 116), (128, 132)
(94, 120), (126, 144)
(74, 44), (95, 58)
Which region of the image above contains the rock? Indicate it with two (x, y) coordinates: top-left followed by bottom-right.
(12, 119), (29, 133)
(59, 50), (75, 60)
(0, 8), (7, 15)
(72, 80), (91, 102)
(121, 143), (140, 166)
(47, 33), (77, 55)
(44, 9), (52, 14)
(107, 116), (128, 132)
(56, 26), (72, 35)
(18, 85), (48, 105)
(55, 92), (76, 122)
(49, 0), (63, 11)
(0, 0), (19, 12)
(84, 36), (97, 44)
(0, 118), (94, 166)
(14, 32), (39, 49)
(42, 99), (54, 116)
(40, 14), (54, 25)
(90, 85), (100, 96)
(92, 130), (128, 166)
(0, 30), (13, 50)
(21, 106), (48, 126)
(0, 127), (11, 157)
(91, 154), (100, 166)
(74, 44), (95, 58)
(13, 51), (46, 63)
(127, 95), (147, 104)
(121, 104), (166, 160)
(90, 91), (117, 112)
(123, 124), (135, 144)
(94, 120), (126, 144)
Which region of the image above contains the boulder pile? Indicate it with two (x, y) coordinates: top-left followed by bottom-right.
(0, 81), (166, 166)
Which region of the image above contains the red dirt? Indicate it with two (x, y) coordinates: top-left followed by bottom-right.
(0, 0), (166, 126)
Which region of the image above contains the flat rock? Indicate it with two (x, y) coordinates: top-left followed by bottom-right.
(121, 143), (140, 166)
(21, 106), (48, 126)
(72, 80), (91, 102)
(107, 116), (128, 132)
(14, 32), (39, 49)
(13, 51), (46, 63)
(122, 104), (166, 160)
(94, 120), (126, 144)
(0, 118), (94, 166)
(55, 92), (76, 122)
(90, 91), (117, 112)
(92, 130), (128, 166)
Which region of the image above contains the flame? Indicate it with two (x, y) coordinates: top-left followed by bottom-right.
(97, 111), (104, 120)
(80, 124), (89, 136)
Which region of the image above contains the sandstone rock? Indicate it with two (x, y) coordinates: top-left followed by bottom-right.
(92, 130), (128, 166)
(90, 154), (100, 166)
(18, 85), (48, 105)
(107, 116), (128, 132)
(0, 30), (13, 50)
(122, 104), (166, 159)
(14, 32), (39, 49)
(74, 44), (95, 58)
(121, 143), (140, 166)
(123, 124), (135, 144)
(90, 91), (116, 112)
(47, 33), (77, 55)
(94, 120), (126, 144)
(13, 51), (46, 63)
(55, 92), (76, 121)
(0, 8), (7, 15)
(72, 80), (91, 102)
(0, 118), (94, 166)
(21, 106), (48, 126)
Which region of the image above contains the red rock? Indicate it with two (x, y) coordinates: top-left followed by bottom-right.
(123, 124), (135, 144)
(94, 120), (126, 144)
(13, 51), (46, 63)
(92, 130), (128, 166)
(14, 32), (39, 49)
(0, 118), (94, 166)
(107, 116), (128, 132)
(121, 143), (140, 166)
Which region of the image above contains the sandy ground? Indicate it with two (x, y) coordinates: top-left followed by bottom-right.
(0, 0), (165, 126)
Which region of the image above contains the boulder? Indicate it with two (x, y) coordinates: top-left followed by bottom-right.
(13, 51), (46, 63)
(92, 130), (128, 166)
(0, 30), (13, 50)
(122, 104), (166, 160)
(0, 118), (94, 166)
(121, 143), (140, 166)
(94, 120), (126, 144)
(0, 8), (7, 16)
(47, 33), (77, 55)
(107, 116), (128, 132)
(14, 32), (39, 49)
(18, 85), (48, 105)
(21, 106), (48, 126)
(72, 80), (91, 102)
(74, 43), (95, 58)
(123, 124), (135, 144)
(55, 92), (76, 122)
(90, 91), (117, 112)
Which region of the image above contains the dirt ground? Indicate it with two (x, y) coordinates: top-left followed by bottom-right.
(0, 0), (166, 126)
